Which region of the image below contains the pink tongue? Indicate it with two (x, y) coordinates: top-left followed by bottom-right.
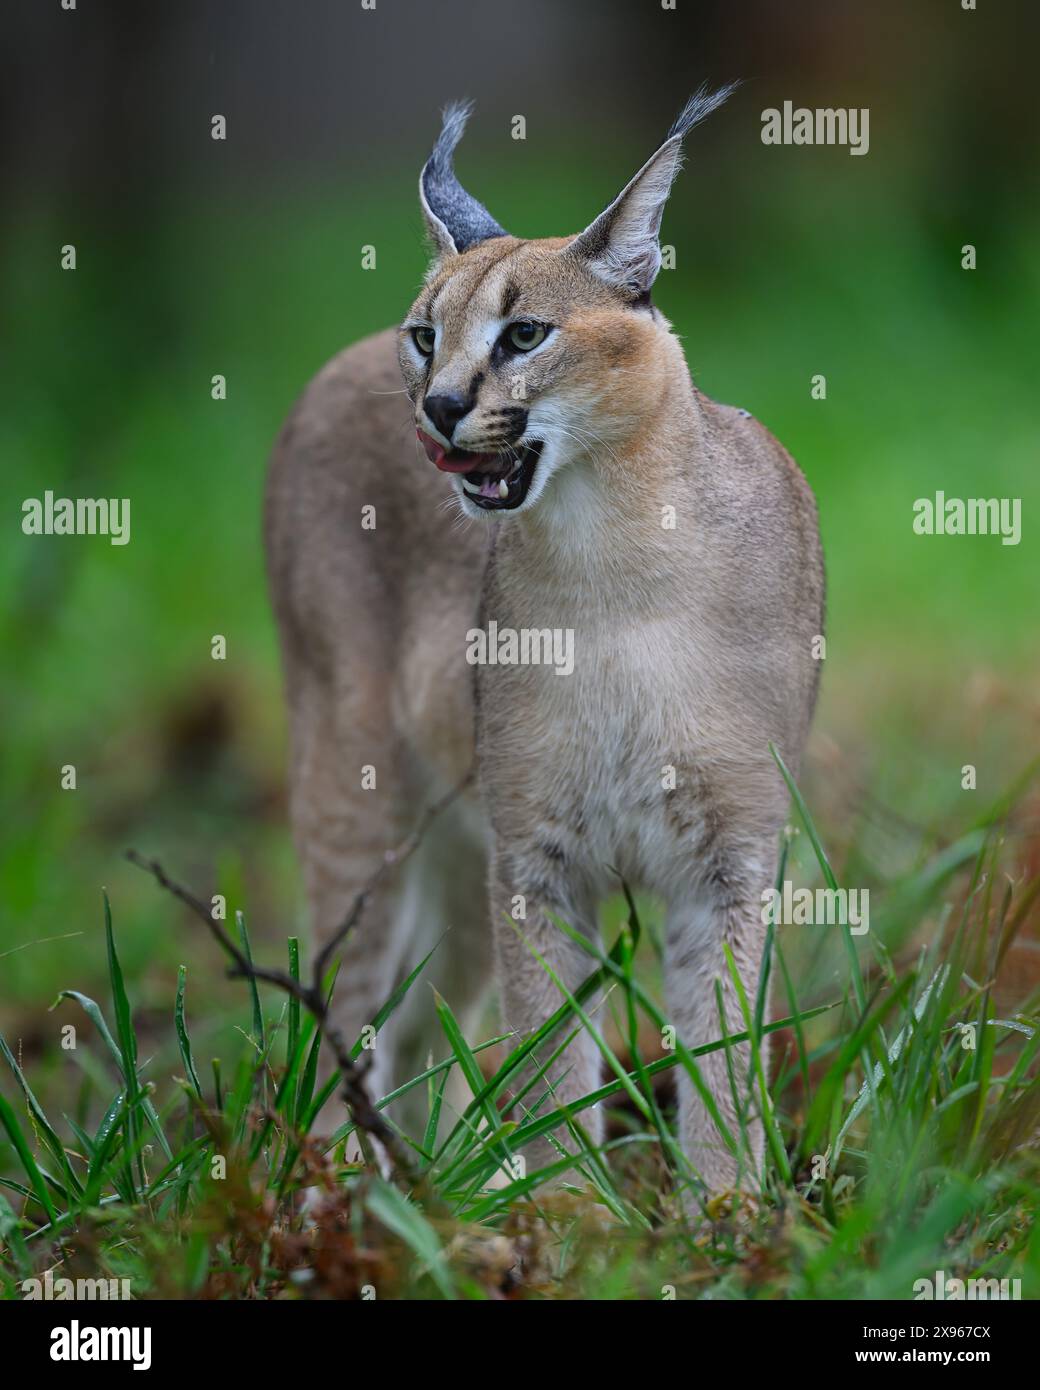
(417, 429), (494, 474)
(417, 429), (447, 464)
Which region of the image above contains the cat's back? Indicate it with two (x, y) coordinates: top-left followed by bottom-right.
(265, 327), (488, 781)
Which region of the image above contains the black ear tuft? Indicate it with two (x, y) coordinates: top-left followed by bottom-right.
(420, 101), (509, 255)
(665, 81), (742, 142)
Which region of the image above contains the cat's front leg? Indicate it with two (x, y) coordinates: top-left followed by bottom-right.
(488, 841), (603, 1186)
(665, 848), (776, 1199)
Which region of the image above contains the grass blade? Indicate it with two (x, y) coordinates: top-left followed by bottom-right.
(175, 966), (203, 1099)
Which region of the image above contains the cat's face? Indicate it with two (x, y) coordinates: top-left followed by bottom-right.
(398, 235), (661, 517)
(398, 90), (735, 519)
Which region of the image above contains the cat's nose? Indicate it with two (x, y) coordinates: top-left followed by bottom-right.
(423, 392), (472, 441)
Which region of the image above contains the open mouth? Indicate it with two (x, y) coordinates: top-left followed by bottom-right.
(456, 441), (543, 510)
(417, 431), (543, 511)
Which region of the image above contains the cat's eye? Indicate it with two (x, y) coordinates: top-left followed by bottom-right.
(507, 320), (547, 352)
(412, 325), (436, 356)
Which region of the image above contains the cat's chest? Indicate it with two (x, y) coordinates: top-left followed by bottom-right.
(476, 610), (714, 878)
(498, 606), (707, 726)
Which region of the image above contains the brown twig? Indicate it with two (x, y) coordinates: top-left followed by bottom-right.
(125, 765), (475, 1187)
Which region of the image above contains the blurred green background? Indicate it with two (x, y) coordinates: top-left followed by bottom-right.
(2, 0), (1037, 1092)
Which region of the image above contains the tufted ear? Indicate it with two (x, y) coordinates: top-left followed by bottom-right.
(419, 101), (509, 259)
(564, 83), (739, 299)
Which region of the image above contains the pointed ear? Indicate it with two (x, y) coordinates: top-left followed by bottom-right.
(419, 101), (509, 260)
(564, 83), (739, 298)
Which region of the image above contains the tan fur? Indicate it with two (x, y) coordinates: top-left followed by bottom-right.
(265, 100), (824, 1197)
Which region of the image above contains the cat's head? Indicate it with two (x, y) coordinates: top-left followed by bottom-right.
(398, 87), (737, 518)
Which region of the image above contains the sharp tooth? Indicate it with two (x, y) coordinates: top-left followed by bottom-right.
(498, 479), (509, 499)
(460, 477), (482, 494)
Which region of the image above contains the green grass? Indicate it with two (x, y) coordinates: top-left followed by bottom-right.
(2, 765), (1036, 1300)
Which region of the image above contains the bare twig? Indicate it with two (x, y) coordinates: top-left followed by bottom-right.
(126, 765), (476, 1187)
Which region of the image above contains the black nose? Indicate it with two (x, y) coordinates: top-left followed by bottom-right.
(423, 392), (472, 441)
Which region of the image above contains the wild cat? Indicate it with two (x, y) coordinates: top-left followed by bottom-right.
(265, 86), (824, 1195)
